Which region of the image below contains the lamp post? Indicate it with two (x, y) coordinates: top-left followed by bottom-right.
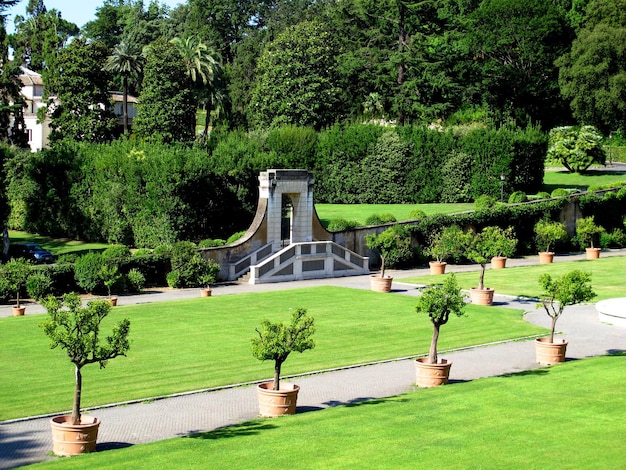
(500, 172), (506, 202)
(609, 132), (613, 166)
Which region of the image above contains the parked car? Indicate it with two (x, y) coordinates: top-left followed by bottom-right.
(8, 243), (54, 264)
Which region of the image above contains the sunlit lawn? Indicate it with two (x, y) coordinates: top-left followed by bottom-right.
(401, 256), (626, 301)
(315, 203), (474, 228)
(543, 167), (626, 193)
(0, 286), (544, 421)
(7, 230), (110, 256)
(28, 353), (626, 469)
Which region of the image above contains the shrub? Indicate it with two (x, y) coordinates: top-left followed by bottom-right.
(547, 125), (606, 172)
(474, 194), (498, 210)
(440, 151), (473, 202)
(551, 188), (569, 198)
(133, 248), (153, 257)
(535, 191), (551, 200)
(600, 228), (626, 248)
(167, 241), (220, 288)
(365, 213), (397, 225)
(101, 244), (131, 261)
(327, 218), (359, 231)
(153, 244), (172, 255)
(26, 272), (53, 301)
(55, 253), (78, 264)
(126, 268), (146, 293)
(226, 231), (247, 245)
(198, 238), (226, 248)
(0, 276), (11, 303)
(508, 191), (528, 203)
(166, 270), (181, 288)
(74, 252), (105, 293)
(408, 209), (426, 219)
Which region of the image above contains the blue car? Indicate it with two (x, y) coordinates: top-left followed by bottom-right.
(8, 243), (55, 264)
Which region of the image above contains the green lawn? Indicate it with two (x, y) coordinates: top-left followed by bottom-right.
(543, 167), (626, 193)
(7, 230), (110, 256)
(28, 353), (626, 469)
(401, 256), (626, 301)
(315, 203), (474, 227)
(0, 286), (544, 421)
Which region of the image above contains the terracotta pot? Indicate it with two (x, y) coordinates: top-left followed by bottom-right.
(535, 337), (568, 365)
(538, 252), (554, 264)
(12, 306), (26, 316)
(106, 297), (118, 307)
(50, 415), (101, 456)
(415, 358), (452, 387)
(257, 382), (300, 417)
(491, 256), (507, 269)
(370, 275), (393, 293)
(429, 261), (447, 275)
(200, 288), (212, 297)
(469, 287), (494, 306)
(585, 247), (601, 260)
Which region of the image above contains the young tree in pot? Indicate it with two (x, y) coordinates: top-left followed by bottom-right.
(486, 226), (517, 269)
(575, 216), (605, 259)
(463, 226), (512, 305)
(365, 225), (412, 292)
(534, 218), (568, 263)
(415, 274), (466, 387)
(251, 308), (315, 416)
(98, 264), (122, 306)
(1, 258), (32, 315)
(425, 225), (464, 274)
(40, 293), (131, 455)
(536, 270), (595, 364)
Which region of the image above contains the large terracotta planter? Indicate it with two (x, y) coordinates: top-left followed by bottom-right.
(50, 415), (101, 456)
(200, 288), (212, 297)
(585, 248), (601, 260)
(106, 297), (118, 307)
(257, 382), (300, 417)
(535, 338), (568, 365)
(415, 358), (452, 387)
(370, 275), (393, 293)
(429, 261), (447, 275)
(491, 256), (507, 269)
(12, 306), (25, 316)
(539, 252), (554, 264)
(469, 287), (494, 305)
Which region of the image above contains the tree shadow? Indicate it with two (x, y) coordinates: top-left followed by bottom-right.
(97, 441), (134, 451)
(187, 420), (277, 441)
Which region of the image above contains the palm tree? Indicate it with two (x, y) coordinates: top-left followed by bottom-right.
(105, 40), (143, 134)
(170, 36), (221, 141)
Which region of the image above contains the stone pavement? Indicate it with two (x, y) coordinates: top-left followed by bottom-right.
(1, 250), (625, 469)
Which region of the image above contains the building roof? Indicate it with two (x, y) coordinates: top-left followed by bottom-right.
(19, 67), (43, 86)
(109, 91), (139, 104)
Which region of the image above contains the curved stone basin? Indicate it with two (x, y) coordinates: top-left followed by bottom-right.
(596, 298), (626, 328)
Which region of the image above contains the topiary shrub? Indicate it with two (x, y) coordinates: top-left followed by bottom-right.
(101, 244), (131, 261)
(365, 213), (397, 225)
(133, 248), (153, 257)
(508, 191), (528, 203)
(440, 151), (473, 202)
(56, 253), (78, 264)
(226, 231), (247, 245)
(198, 238), (226, 248)
(153, 244), (173, 255)
(474, 194), (498, 210)
(327, 218), (359, 231)
(408, 208), (426, 219)
(550, 188), (569, 198)
(534, 191), (551, 200)
(26, 271), (53, 301)
(74, 252), (105, 293)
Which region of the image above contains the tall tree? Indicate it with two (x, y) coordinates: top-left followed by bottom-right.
(10, 0), (79, 72)
(250, 20), (344, 129)
(170, 35), (222, 140)
(42, 38), (117, 144)
(133, 38), (196, 143)
(105, 40), (144, 134)
(557, 0), (626, 134)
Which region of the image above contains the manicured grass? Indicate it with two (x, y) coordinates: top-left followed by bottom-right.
(7, 230), (110, 256)
(315, 203), (474, 227)
(28, 353), (626, 469)
(401, 256), (626, 301)
(0, 286), (544, 421)
(543, 167), (626, 193)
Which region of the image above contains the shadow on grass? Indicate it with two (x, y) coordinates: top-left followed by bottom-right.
(187, 420), (277, 441)
(97, 441), (134, 451)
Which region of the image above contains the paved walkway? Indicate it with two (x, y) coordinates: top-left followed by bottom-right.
(1, 250), (625, 469)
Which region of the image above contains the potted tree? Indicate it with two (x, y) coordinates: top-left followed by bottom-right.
(487, 226), (517, 269)
(425, 225), (464, 274)
(0, 258), (32, 315)
(98, 264), (121, 306)
(536, 270), (595, 364)
(365, 225), (412, 292)
(40, 293), (131, 456)
(251, 308), (315, 417)
(464, 226), (513, 305)
(415, 274), (466, 387)
(534, 218), (568, 264)
(575, 216), (605, 259)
